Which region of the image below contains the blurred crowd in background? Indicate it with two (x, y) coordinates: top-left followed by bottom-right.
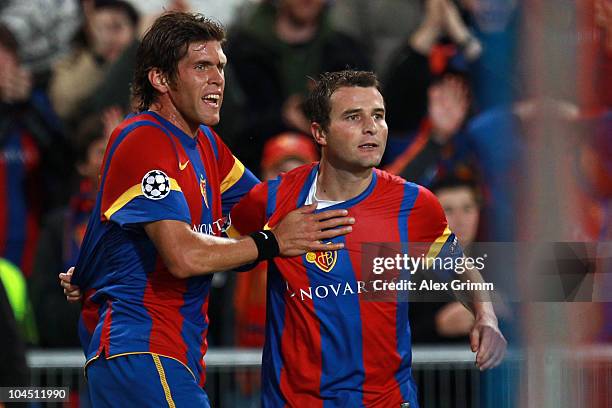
(0, 0), (610, 400)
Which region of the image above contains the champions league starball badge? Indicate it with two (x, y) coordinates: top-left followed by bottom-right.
(141, 170), (171, 200)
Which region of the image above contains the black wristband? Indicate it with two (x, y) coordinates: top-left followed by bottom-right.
(250, 230), (280, 262)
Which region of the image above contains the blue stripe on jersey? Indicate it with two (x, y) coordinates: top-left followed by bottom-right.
(297, 166), (318, 206)
(97, 235), (158, 356)
(307, 235), (366, 408)
(199, 126), (219, 160)
(5, 131), (26, 269)
(266, 178), (280, 219)
(397, 183), (420, 405)
(110, 192), (191, 227)
(179, 134), (213, 228)
(261, 261), (288, 408)
(180, 274), (213, 372)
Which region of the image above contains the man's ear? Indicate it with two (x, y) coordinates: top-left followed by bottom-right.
(148, 69), (169, 94)
(311, 122), (327, 147)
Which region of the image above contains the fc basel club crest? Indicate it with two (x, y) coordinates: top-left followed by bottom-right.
(199, 174), (209, 208)
(306, 247), (337, 273)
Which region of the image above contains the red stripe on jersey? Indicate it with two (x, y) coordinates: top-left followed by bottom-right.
(198, 295), (210, 387)
(346, 182), (406, 406)
(230, 182), (268, 235)
(81, 289), (100, 335)
(18, 133), (41, 277)
(278, 257), (323, 408)
(143, 258), (188, 365)
(408, 186), (448, 243)
(98, 300), (113, 356)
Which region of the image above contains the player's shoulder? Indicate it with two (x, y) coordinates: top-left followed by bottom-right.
(374, 168), (407, 186)
(114, 111), (168, 133)
(109, 112), (177, 151)
(374, 168), (418, 192)
(265, 162), (317, 187)
(374, 168), (438, 203)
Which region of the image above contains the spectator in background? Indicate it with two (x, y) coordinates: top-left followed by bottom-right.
(0, 21), (70, 277)
(0, 0), (81, 78)
(383, 71), (473, 187)
(259, 131), (320, 180)
(30, 114), (111, 348)
(49, 0), (139, 125)
(329, 0), (423, 74)
(232, 132), (318, 407)
(410, 176), (479, 344)
(382, 0), (481, 137)
(75, 0), (190, 119)
(453, 0), (520, 110)
(222, 0), (370, 174)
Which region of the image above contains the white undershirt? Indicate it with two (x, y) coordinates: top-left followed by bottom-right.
(304, 172), (345, 209)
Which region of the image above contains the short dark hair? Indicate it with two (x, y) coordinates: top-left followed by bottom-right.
(431, 176), (482, 207)
(131, 12), (225, 112)
(304, 70), (381, 131)
(96, 0), (140, 27)
(72, 115), (107, 165)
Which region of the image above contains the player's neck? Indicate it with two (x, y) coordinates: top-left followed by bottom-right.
(316, 160), (373, 202)
(149, 101), (199, 138)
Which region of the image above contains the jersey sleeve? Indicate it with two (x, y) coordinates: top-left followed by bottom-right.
(100, 125), (191, 228)
(227, 181), (269, 238)
(408, 186), (463, 266)
(209, 129), (260, 214)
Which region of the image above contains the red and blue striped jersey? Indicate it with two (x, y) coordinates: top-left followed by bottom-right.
(72, 111), (258, 386)
(230, 163), (460, 407)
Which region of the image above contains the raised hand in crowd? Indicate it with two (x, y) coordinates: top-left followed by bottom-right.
(442, 0), (482, 60)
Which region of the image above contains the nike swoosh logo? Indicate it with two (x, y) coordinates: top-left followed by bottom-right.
(179, 160), (189, 170)
(259, 231), (269, 240)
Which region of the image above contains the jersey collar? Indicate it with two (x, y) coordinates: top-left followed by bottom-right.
(298, 164), (378, 211)
(145, 111), (198, 149)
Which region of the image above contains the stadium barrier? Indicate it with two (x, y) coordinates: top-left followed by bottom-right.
(25, 345), (611, 407)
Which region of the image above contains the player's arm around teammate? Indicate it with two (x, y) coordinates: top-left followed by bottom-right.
(143, 202), (353, 277)
(61, 202), (354, 297)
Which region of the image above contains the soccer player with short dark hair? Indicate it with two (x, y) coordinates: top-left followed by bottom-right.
(62, 12), (353, 407)
(229, 70), (506, 407)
